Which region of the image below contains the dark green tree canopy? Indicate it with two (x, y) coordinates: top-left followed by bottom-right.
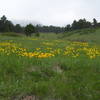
(65, 24), (71, 31)
(0, 15), (14, 32)
(71, 19), (91, 30)
(1, 15), (7, 23)
(0, 15), (100, 35)
(14, 24), (23, 33)
(93, 18), (98, 27)
(24, 24), (35, 36)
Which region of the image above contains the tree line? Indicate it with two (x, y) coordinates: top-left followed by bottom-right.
(0, 15), (100, 36)
(0, 15), (24, 33)
(65, 18), (100, 31)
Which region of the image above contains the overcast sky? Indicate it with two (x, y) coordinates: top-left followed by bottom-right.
(0, 0), (100, 26)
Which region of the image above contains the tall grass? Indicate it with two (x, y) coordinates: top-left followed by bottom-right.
(0, 31), (99, 100)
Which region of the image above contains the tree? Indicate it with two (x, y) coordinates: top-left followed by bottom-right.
(65, 24), (71, 32)
(5, 20), (14, 32)
(93, 18), (98, 27)
(1, 15), (7, 23)
(24, 24), (35, 36)
(0, 15), (7, 32)
(0, 15), (15, 32)
(71, 19), (91, 30)
(72, 20), (78, 30)
(14, 24), (23, 33)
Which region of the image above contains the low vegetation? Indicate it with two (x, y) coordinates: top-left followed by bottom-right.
(0, 15), (100, 100)
(0, 31), (100, 100)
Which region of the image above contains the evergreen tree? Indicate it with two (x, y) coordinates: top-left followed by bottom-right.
(65, 24), (71, 31)
(0, 15), (14, 32)
(24, 24), (35, 36)
(93, 18), (98, 27)
(14, 24), (23, 33)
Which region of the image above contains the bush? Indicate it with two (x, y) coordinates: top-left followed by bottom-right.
(35, 33), (40, 37)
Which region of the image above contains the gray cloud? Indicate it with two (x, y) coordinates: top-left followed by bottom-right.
(0, 0), (100, 26)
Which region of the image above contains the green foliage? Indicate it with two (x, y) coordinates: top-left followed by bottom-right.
(71, 19), (91, 30)
(14, 24), (23, 33)
(62, 28), (100, 44)
(0, 15), (100, 35)
(24, 24), (35, 36)
(0, 35), (99, 100)
(0, 15), (14, 32)
(36, 25), (65, 33)
(35, 32), (40, 37)
(93, 18), (98, 27)
(0, 15), (24, 34)
(63, 28), (96, 37)
(0, 32), (23, 37)
(65, 24), (71, 32)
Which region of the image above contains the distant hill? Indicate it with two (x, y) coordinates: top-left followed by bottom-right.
(62, 28), (100, 44)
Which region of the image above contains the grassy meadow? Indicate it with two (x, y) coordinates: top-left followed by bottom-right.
(0, 30), (100, 100)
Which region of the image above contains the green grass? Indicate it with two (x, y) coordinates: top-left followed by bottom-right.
(62, 28), (100, 44)
(0, 32), (24, 37)
(0, 31), (100, 100)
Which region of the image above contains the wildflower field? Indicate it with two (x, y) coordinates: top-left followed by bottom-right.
(0, 35), (100, 100)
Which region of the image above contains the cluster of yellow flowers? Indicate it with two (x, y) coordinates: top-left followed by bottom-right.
(83, 47), (100, 59)
(64, 42), (100, 59)
(71, 42), (89, 47)
(0, 42), (16, 46)
(0, 42), (26, 56)
(0, 41), (100, 59)
(42, 42), (54, 46)
(0, 42), (55, 58)
(19, 52), (54, 58)
(64, 46), (79, 58)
